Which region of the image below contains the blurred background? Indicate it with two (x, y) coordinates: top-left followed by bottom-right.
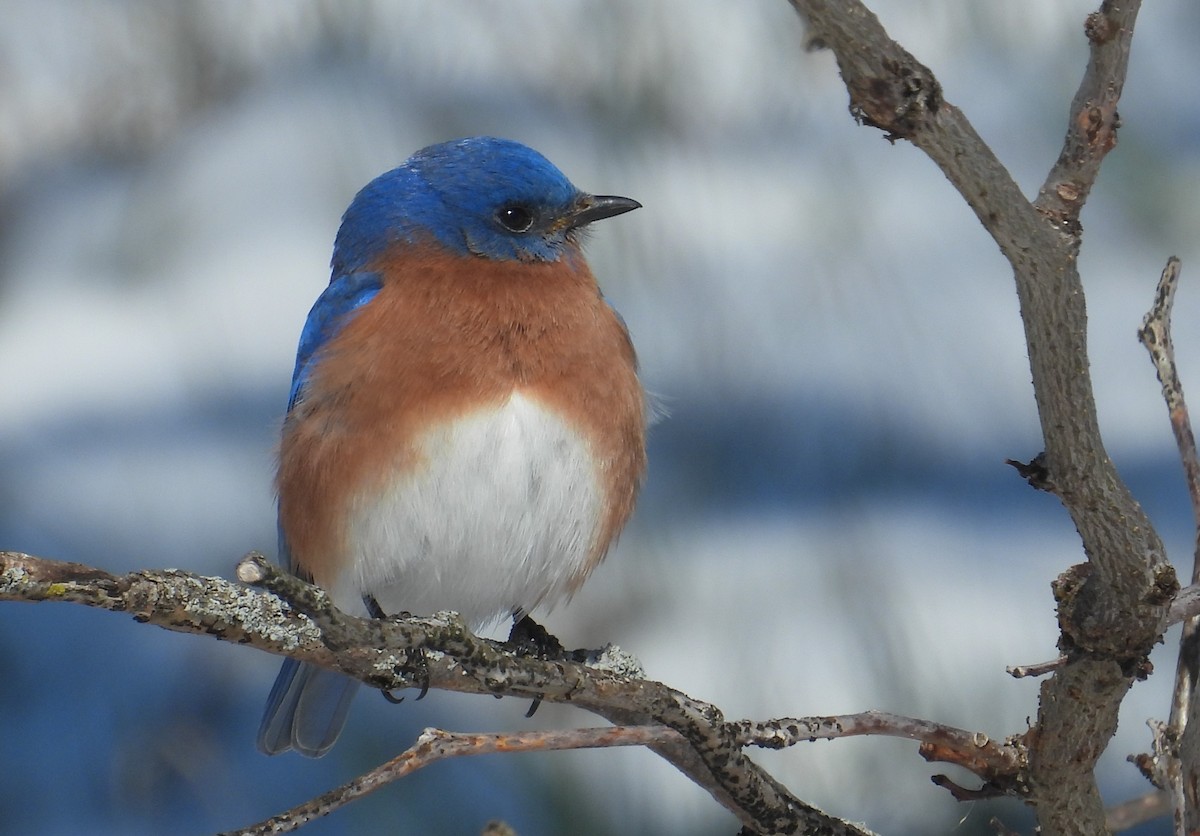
(1, 1), (1198, 834)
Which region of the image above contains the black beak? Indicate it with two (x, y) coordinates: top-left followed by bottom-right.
(564, 194), (642, 230)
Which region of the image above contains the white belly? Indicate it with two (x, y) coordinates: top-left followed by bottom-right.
(337, 393), (603, 628)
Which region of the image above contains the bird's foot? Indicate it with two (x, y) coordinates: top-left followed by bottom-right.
(507, 614), (571, 718)
(364, 595), (430, 703)
(506, 614), (566, 660)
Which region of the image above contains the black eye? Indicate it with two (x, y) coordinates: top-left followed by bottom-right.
(495, 204), (535, 233)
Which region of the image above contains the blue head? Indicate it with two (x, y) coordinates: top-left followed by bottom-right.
(331, 137), (639, 273)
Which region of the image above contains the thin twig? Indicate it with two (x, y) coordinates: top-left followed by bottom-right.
(1105, 789), (1170, 833)
(1008, 577), (1200, 683)
(1007, 655), (1068, 679)
(1138, 258), (1200, 531)
(1170, 582), (1200, 626)
(1009, 580), (1200, 679)
(1139, 255), (1200, 831)
(731, 710), (1021, 782)
(221, 726), (677, 835)
(931, 774), (1006, 802)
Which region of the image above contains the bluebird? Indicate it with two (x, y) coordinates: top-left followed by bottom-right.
(256, 137), (646, 757)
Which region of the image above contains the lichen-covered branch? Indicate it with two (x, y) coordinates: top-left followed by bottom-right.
(0, 550), (875, 836)
(787, 1), (1173, 833)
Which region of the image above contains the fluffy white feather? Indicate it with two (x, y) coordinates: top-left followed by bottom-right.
(339, 392), (603, 627)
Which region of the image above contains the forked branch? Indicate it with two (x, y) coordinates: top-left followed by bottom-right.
(789, 1), (1173, 832)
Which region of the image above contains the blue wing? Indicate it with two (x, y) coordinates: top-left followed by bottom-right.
(258, 518), (364, 757)
(287, 270), (383, 411)
(257, 270), (380, 757)
(281, 269), (383, 574)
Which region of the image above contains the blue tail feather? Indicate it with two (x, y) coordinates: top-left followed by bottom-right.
(257, 658), (360, 757)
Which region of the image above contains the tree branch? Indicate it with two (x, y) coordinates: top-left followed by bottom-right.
(788, 2), (1174, 833)
(1, 551), (877, 836)
(1105, 789), (1170, 833)
(1137, 255), (1200, 831)
(222, 726), (679, 835)
(733, 710), (1024, 798)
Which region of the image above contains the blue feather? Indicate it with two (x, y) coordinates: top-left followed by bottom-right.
(331, 136), (584, 271)
(288, 270), (382, 411)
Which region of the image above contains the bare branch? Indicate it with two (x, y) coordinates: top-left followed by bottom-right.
(787, 1), (1172, 833)
(1105, 790), (1170, 833)
(1170, 583), (1200, 626)
(732, 710), (1021, 783)
(1138, 258), (1198, 528)
(1138, 255), (1200, 830)
(222, 726), (679, 835)
(735, 710), (1028, 808)
(1012, 577), (1200, 675)
(1036, 5), (1140, 223)
(1008, 656), (1069, 679)
(931, 774), (1006, 803)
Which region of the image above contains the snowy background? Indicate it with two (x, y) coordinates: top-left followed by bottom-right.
(2, 2), (1199, 834)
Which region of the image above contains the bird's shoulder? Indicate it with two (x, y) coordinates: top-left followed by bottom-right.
(288, 270), (383, 411)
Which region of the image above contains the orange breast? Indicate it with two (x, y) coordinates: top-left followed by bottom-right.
(276, 245), (646, 592)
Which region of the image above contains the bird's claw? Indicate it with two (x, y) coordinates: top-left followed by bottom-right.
(506, 614), (566, 660)
(365, 595), (430, 703)
(507, 614), (568, 718)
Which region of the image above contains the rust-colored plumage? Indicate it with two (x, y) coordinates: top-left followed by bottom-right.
(277, 245), (645, 594)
